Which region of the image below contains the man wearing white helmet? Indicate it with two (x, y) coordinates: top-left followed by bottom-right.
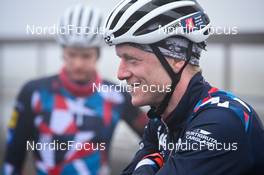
(104, 0), (264, 174)
(3, 4), (147, 175)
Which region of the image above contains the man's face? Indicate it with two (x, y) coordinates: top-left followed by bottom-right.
(116, 44), (171, 107)
(63, 47), (98, 83)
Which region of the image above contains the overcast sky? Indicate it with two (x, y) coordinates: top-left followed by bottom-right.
(0, 0), (264, 37)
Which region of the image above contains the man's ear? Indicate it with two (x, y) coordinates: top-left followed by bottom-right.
(167, 58), (185, 73)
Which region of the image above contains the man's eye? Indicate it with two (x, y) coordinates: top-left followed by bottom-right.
(67, 53), (77, 58)
(83, 54), (93, 59)
(127, 59), (138, 64)
(126, 56), (139, 63)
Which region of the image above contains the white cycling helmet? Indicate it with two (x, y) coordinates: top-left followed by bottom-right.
(58, 4), (103, 48)
(104, 0), (211, 45)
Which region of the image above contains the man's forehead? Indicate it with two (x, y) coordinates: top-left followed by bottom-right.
(116, 44), (146, 56)
(65, 47), (97, 53)
(116, 43), (133, 50)
(116, 44), (136, 56)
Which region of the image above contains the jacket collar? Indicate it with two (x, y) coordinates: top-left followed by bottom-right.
(165, 72), (211, 130)
(59, 68), (101, 97)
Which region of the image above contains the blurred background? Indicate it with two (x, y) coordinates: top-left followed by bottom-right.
(0, 0), (264, 174)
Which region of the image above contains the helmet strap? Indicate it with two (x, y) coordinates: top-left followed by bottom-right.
(147, 42), (193, 118)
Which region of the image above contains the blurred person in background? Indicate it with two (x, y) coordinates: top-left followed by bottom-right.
(104, 0), (264, 174)
(3, 4), (147, 175)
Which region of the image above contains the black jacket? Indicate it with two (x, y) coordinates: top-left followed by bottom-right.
(121, 73), (264, 175)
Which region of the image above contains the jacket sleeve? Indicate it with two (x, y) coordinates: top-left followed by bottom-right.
(133, 108), (253, 175)
(120, 119), (162, 175)
(3, 82), (35, 175)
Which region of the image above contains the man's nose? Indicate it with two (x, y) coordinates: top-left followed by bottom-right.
(73, 56), (84, 68)
(117, 59), (132, 80)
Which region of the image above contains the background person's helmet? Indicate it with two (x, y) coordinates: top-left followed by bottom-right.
(57, 4), (103, 48)
(104, 0), (211, 45)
